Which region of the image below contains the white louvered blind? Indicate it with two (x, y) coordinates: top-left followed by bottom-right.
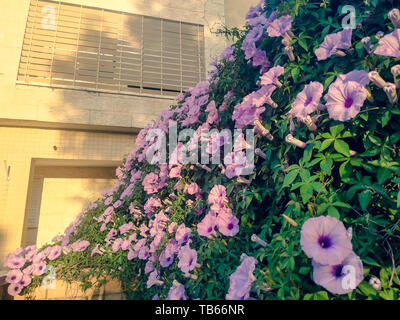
(17, 0), (206, 97)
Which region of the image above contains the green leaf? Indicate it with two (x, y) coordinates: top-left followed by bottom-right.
(320, 158), (333, 175)
(320, 139), (334, 152)
(298, 38), (308, 51)
(300, 184), (314, 204)
(339, 161), (352, 178)
(327, 206), (340, 219)
(334, 139), (350, 157)
(377, 167), (392, 184)
(330, 124), (344, 137)
(359, 190), (372, 211)
(291, 67), (300, 82)
(282, 170), (299, 189)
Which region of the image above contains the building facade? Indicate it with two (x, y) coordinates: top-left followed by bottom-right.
(0, 0), (258, 265)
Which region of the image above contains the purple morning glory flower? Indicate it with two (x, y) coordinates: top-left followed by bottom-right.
(142, 172), (159, 194)
(208, 185), (227, 205)
(47, 245), (62, 261)
(260, 66), (284, 87)
(245, 0), (264, 20)
(374, 29), (400, 58)
(71, 240), (90, 252)
(197, 213), (217, 238)
(291, 82), (324, 119)
(220, 45), (235, 62)
(300, 216), (353, 265)
(167, 280), (187, 300)
(267, 15), (293, 38)
(217, 209), (239, 237)
(324, 80), (368, 122)
(177, 244), (198, 274)
(175, 224), (192, 244)
(226, 255), (257, 300)
(7, 283), (23, 297)
(315, 28), (352, 61)
(312, 252), (364, 295)
(6, 269), (23, 284)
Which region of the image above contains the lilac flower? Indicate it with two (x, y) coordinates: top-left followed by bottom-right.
(32, 262), (47, 276)
(252, 49), (268, 67)
(177, 244), (198, 274)
(324, 80), (368, 121)
(260, 66), (284, 87)
(113, 200), (122, 209)
(71, 240), (90, 252)
(175, 224), (192, 244)
(47, 245), (62, 261)
(6, 269), (23, 284)
(208, 185), (227, 205)
(184, 182), (201, 196)
(300, 216), (353, 265)
(169, 166), (182, 178)
(112, 238), (123, 252)
(374, 29), (400, 58)
(23, 265), (34, 275)
(245, 0), (264, 20)
(335, 70), (370, 87)
(7, 283), (23, 297)
(104, 196), (113, 206)
(217, 209), (239, 237)
(312, 252), (364, 295)
(168, 222), (178, 234)
(147, 270), (163, 288)
(159, 240), (178, 268)
(119, 222), (134, 235)
(91, 244), (104, 257)
(6, 256), (26, 269)
(197, 213), (217, 238)
(315, 28), (352, 61)
(226, 255), (257, 300)
(291, 82), (324, 119)
(267, 15), (293, 38)
(106, 228), (117, 242)
(220, 45), (235, 62)
(144, 197), (162, 216)
(167, 281), (187, 300)
(142, 173), (159, 194)
(145, 261), (155, 274)
(232, 101), (265, 129)
(18, 274), (32, 288)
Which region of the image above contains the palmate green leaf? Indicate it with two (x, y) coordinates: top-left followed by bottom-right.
(320, 158), (333, 175)
(334, 139), (350, 157)
(319, 138), (334, 152)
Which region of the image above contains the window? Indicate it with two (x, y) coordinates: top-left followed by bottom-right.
(17, 0), (206, 97)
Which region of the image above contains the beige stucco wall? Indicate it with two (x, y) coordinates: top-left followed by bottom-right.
(224, 0), (261, 28)
(0, 126), (134, 263)
(0, 0), (228, 130)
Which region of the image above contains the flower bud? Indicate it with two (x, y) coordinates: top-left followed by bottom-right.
(369, 277), (382, 291)
(251, 234), (268, 247)
(383, 83), (398, 104)
(368, 71), (387, 88)
(254, 120), (274, 141)
(388, 8), (400, 28)
(332, 49), (346, 57)
(349, 150), (357, 157)
(255, 148), (267, 160)
(285, 134), (306, 149)
(347, 227), (353, 240)
(284, 46), (295, 61)
(376, 31), (385, 39)
(301, 115), (317, 131)
(218, 164), (226, 175)
(237, 177), (252, 185)
(198, 164), (212, 172)
(391, 65), (400, 88)
(282, 214), (298, 227)
(184, 273), (198, 280)
(361, 37), (373, 54)
(153, 280), (164, 286)
(266, 97), (278, 108)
